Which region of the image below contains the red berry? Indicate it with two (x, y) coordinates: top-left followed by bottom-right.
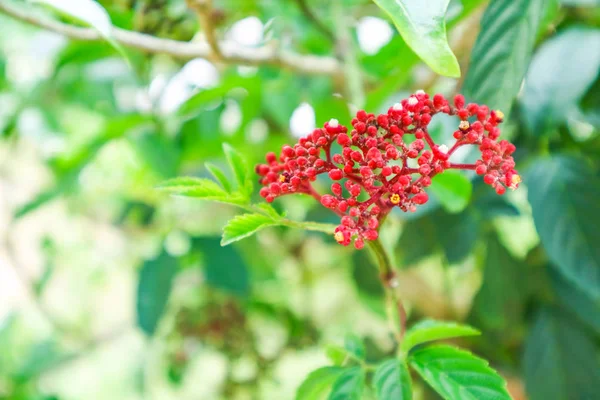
(328, 169), (343, 180)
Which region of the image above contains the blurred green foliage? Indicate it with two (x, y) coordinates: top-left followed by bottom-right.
(0, 0), (599, 399)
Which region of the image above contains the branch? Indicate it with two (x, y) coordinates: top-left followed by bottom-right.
(295, 0), (335, 41)
(0, 0), (342, 76)
(186, 0), (223, 59)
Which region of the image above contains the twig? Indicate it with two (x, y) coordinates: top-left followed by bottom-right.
(186, 0), (222, 59)
(0, 0), (341, 76)
(294, 0), (335, 41)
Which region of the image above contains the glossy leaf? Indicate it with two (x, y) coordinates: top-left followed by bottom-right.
(523, 308), (600, 400)
(520, 27), (600, 133)
(328, 366), (365, 400)
(136, 252), (178, 335)
(373, 359), (412, 400)
(221, 213), (279, 246)
(526, 155), (600, 300)
(296, 366), (344, 400)
(401, 320), (480, 353)
(410, 345), (511, 400)
(371, 0), (460, 77)
(463, 0), (546, 115)
(429, 171), (472, 213)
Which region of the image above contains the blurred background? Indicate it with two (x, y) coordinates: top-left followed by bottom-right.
(0, 0), (599, 399)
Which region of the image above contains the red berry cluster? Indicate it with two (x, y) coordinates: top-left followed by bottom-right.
(256, 92), (520, 249)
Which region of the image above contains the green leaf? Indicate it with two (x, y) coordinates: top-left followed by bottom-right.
(410, 345), (511, 400)
(548, 265), (600, 333)
(429, 171), (472, 213)
(30, 0), (130, 63)
(372, 0), (460, 77)
(136, 251), (178, 335)
(344, 334), (366, 360)
(328, 366), (365, 400)
(325, 345), (349, 366)
(396, 216), (439, 266)
(520, 27), (600, 134)
(401, 320), (480, 354)
(463, 0), (546, 115)
(434, 209), (480, 263)
(296, 366), (345, 400)
(221, 213), (279, 246)
(523, 308), (600, 400)
(194, 237), (250, 296)
(157, 177), (246, 204)
(373, 359), (412, 400)
(205, 162), (232, 193)
(223, 143), (252, 196)
(30, 0), (112, 36)
(471, 236), (526, 332)
(526, 155), (600, 301)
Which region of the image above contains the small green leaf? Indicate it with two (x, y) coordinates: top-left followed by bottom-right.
(372, 0), (460, 77)
(344, 334), (366, 360)
(221, 213), (279, 246)
(325, 345), (349, 366)
(136, 252), (178, 336)
(205, 162), (232, 193)
(328, 366), (365, 400)
(429, 171), (472, 213)
(296, 366), (345, 400)
(222, 143), (252, 196)
(410, 345), (511, 400)
(523, 308), (600, 400)
(373, 359), (412, 400)
(463, 0), (546, 115)
(157, 177), (247, 204)
(520, 27), (600, 133)
(401, 320), (480, 353)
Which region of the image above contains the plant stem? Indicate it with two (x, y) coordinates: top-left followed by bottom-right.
(367, 239), (407, 345)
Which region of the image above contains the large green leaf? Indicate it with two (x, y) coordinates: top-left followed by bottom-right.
(471, 235), (526, 332)
(194, 237), (250, 296)
(401, 320), (480, 353)
(463, 0), (546, 114)
(410, 345), (511, 400)
(30, 0), (113, 36)
(526, 155), (600, 301)
(296, 366), (344, 400)
(429, 171), (472, 214)
(523, 308), (600, 400)
(328, 366), (365, 400)
(373, 359), (412, 400)
(136, 251), (178, 335)
(221, 213), (279, 246)
(371, 0), (460, 77)
(548, 265), (600, 333)
(520, 27), (600, 134)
